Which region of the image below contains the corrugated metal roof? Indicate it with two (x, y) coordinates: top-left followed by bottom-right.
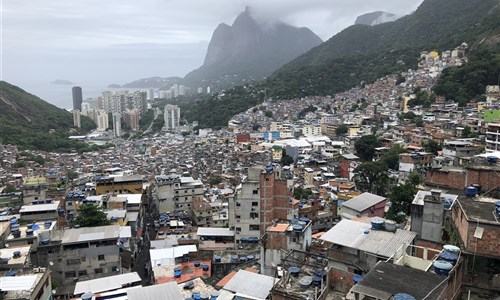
(223, 270), (275, 300)
(0, 275), (38, 291)
(127, 282), (182, 300)
(61, 225), (121, 244)
(150, 245), (197, 266)
(341, 192), (386, 212)
(74, 272), (141, 295)
(320, 219), (417, 258)
(19, 201), (60, 213)
(197, 227), (235, 237)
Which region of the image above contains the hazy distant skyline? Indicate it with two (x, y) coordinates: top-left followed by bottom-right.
(2, 0), (423, 108)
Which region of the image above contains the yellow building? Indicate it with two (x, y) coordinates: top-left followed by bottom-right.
(272, 146), (283, 162)
(96, 175), (143, 195)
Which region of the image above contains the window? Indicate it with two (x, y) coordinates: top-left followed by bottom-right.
(236, 202), (241, 207)
(112, 266), (119, 272)
(64, 271), (76, 278)
(94, 268), (103, 274)
(250, 212), (258, 219)
(252, 202), (258, 207)
(98, 254), (105, 261)
(236, 227), (241, 233)
(252, 190), (258, 195)
(81, 257), (86, 262)
(67, 258), (80, 265)
(249, 225), (260, 231)
(78, 270), (87, 276)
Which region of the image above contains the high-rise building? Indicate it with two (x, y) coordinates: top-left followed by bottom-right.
(102, 90), (147, 117)
(113, 113), (122, 138)
(96, 110), (109, 131)
(123, 109), (140, 131)
(164, 104), (180, 131)
(72, 86), (83, 111)
(72, 109), (81, 128)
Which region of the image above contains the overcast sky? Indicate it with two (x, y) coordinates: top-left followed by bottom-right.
(2, 0), (423, 108)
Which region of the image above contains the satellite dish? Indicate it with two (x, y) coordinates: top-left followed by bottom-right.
(49, 261), (54, 266)
(4, 244), (9, 248)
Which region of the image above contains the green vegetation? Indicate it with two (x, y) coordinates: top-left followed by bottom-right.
(386, 172), (421, 223)
(74, 204), (111, 227)
(433, 47), (500, 106)
(0, 81), (96, 152)
(380, 145), (406, 170)
(293, 186), (312, 200)
(354, 135), (381, 161)
(353, 161), (389, 196)
(335, 125), (348, 136)
(281, 149), (294, 165)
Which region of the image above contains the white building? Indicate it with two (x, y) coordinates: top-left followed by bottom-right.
(113, 113), (121, 138)
(72, 110), (81, 128)
(486, 123), (500, 152)
(164, 104), (180, 131)
(302, 125), (322, 137)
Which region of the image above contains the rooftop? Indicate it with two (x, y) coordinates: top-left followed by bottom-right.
(320, 219), (417, 258)
(197, 227), (234, 237)
(127, 282), (182, 300)
(61, 225), (121, 244)
(154, 259), (212, 284)
(19, 201), (60, 213)
(223, 269), (275, 300)
(341, 192), (386, 212)
(73, 272), (141, 295)
(0, 245), (31, 267)
(458, 197), (500, 225)
(350, 261), (444, 300)
(0, 273), (44, 299)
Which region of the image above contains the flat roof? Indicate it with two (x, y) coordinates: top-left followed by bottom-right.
(458, 198), (500, 225)
(0, 274), (39, 291)
(266, 223), (290, 233)
(223, 270), (275, 300)
(197, 227), (234, 237)
(74, 272), (142, 295)
(19, 201), (60, 213)
(127, 282), (182, 300)
(62, 225), (121, 244)
(150, 245), (197, 266)
(320, 219), (417, 258)
(351, 261), (444, 300)
(0, 246), (31, 266)
(412, 190), (458, 206)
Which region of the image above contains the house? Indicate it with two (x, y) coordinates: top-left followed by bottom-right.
(320, 219), (417, 271)
(222, 269), (276, 300)
(0, 269), (52, 300)
(73, 272), (142, 296)
(340, 192), (386, 219)
(127, 282), (182, 300)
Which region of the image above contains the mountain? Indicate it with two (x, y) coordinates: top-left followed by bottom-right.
(0, 81), (96, 152)
(354, 11), (399, 26)
(183, 8), (322, 90)
(117, 77), (182, 89)
(264, 0), (500, 99)
(51, 79), (73, 85)
(179, 0), (500, 128)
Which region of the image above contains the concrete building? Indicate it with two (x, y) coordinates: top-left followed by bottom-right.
(229, 167), (262, 242)
(123, 109), (140, 131)
(340, 192), (386, 220)
(154, 174), (203, 214)
(33, 225), (128, 286)
(19, 201), (60, 222)
(72, 109), (81, 129)
(72, 86), (83, 111)
(260, 219), (312, 276)
(486, 123), (500, 152)
(96, 110), (109, 131)
(0, 269), (53, 300)
(410, 190), (458, 243)
(113, 113), (121, 138)
(95, 175), (143, 195)
(164, 104), (180, 131)
(302, 125), (322, 137)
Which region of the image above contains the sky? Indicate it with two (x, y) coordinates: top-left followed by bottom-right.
(1, 0), (423, 108)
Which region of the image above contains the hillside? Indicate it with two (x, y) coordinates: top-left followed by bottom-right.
(0, 81), (96, 152)
(183, 8), (322, 91)
(180, 0), (500, 128)
(354, 11), (398, 26)
(264, 0), (500, 99)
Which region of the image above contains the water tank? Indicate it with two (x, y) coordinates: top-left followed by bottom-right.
(487, 156), (498, 164)
(1, 258), (9, 264)
(41, 239), (50, 245)
(10, 223), (20, 231)
(6, 271), (16, 277)
(27, 223), (33, 229)
(393, 293), (416, 300)
(299, 276), (312, 288)
(289, 267), (300, 277)
(200, 293), (209, 300)
(26, 229), (34, 236)
(315, 269), (327, 280)
(465, 186), (477, 197)
(210, 291), (220, 300)
(193, 261), (200, 267)
(9, 219), (17, 226)
(384, 220), (397, 232)
(438, 251), (459, 265)
(81, 292), (94, 300)
(174, 267), (182, 278)
(443, 245), (460, 254)
(230, 255), (239, 263)
(247, 255), (255, 261)
(312, 276), (322, 286)
(239, 257), (246, 262)
(443, 198), (453, 210)
(44, 221), (52, 229)
(13, 251), (21, 259)
(299, 217), (310, 223)
(292, 224), (303, 231)
(433, 260), (453, 276)
(472, 184), (482, 194)
(371, 218), (385, 230)
(57, 208), (65, 216)
(12, 229), (21, 238)
(31, 224), (40, 230)
(214, 256), (221, 263)
(202, 265), (209, 271)
(353, 274), (363, 283)
(192, 292), (201, 300)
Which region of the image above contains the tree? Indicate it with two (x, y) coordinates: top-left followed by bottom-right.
(335, 125), (348, 136)
(380, 144), (405, 170)
(74, 204), (111, 227)
(353, 161), (389, 196)
(354, 135), (381, 161)
(294, 186), (312, 200)
(67, 170), (79, 181)
(461, 126), (472, 138)
(281, 149), (294, 166)
(264, 111), (273, 118)
(386, 171), (421, 223)
(423, 140), (441, 155)
(3, 184), (16, 193)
